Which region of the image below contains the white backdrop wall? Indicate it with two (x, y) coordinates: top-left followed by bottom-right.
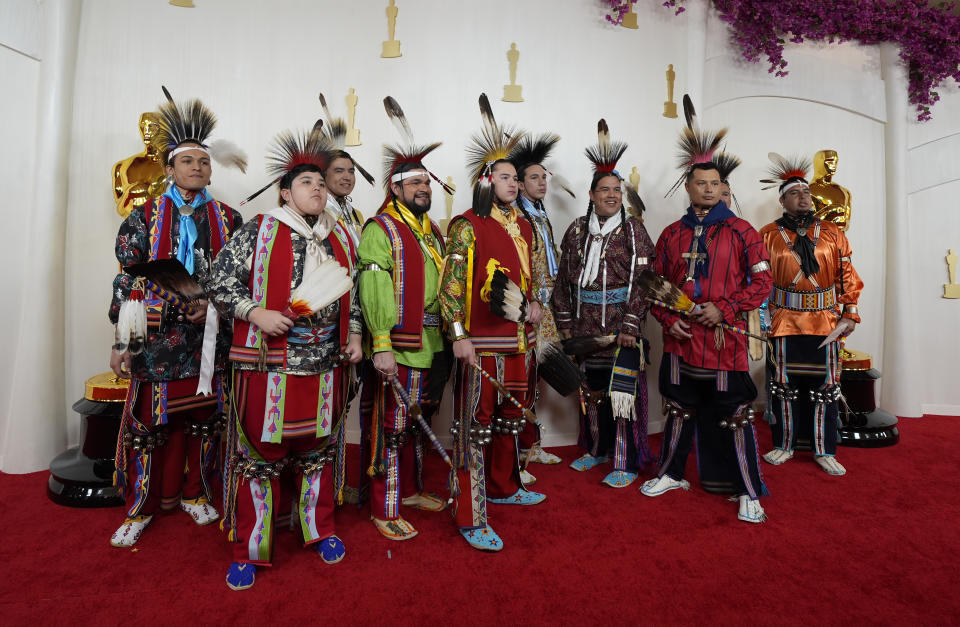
(1, 0), (958, 472)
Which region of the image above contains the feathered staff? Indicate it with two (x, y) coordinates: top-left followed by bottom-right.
(466, 93), (525, 217)
(115, 260), (206, 355)
(665, 94), (727, 197)
(624, 182), (646, 219)
(637, 269), (766, 346)
(154, 85), (247, 172)
(381, 95), (452, 194)
(316, 92), (375, 185)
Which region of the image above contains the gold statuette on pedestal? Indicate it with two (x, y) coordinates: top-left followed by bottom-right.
(345, 88), (361, 146)
(441, 176), (456, 234)
(663, 64), (678, 118)
(112, 112), (167, 218)
(810, 149), (852, 231)
(502, 43), (524, 102)
(944, 249), (960, 298)
(381, 0), (402, 58)
(621, 3), (639, 28)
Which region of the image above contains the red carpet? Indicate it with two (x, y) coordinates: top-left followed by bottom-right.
(2, 416), (957, 625)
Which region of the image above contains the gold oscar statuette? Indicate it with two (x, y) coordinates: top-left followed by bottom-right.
(381, 0), (402, 58)
(345, 88), (361, 146)
(441, 176), (456, 234)
(944, 249), (960, 299)
(663, 64), (678, 118)
(810, 149), (852, 231)
(502, 43), (524, 103)
(112, 112), (167, 218)
(629, 167), (641, 190)
(621, 3), (639, 29)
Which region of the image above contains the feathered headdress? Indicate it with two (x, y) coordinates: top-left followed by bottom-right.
(714, 150), (743, 213)
(509, 132), (576, 198)
(624, 182), (647, 219)
(584, 119), (627, 176)
(466, 93), (526, 216)
(153, 85), (247, 173)
(666, 94), (727, 196)
(759, 152), (812, 195)
(240, 128), (333, 205)
(315, 92), (375, 185)
(381, 96), (451, 195)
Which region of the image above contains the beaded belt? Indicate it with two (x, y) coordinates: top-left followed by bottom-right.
(423, 312), (441, 327)
(772, 285), (836, 311)
(288, 324), (335, 345)
(579, 286), (628, 304)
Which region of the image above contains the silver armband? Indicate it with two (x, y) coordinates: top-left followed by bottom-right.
(750, 261), (771, 274)
(450, 321), (468, 340)
(361, 263), (384, 272)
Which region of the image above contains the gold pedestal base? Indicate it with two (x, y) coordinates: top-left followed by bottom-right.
(85, 371), (130, 402)
(502, 84), (524, 103)
(663, 101), (678, 118)
(381, 40), (401, 58)
(943, 283), (960, 298)
(840, 348), (872, 371)
(621, 13), (638, 29)
(345, 128), (361, 147)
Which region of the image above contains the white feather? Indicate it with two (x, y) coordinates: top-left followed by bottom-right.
(290, 258), (353, 313)
(208, 138), (248, 173)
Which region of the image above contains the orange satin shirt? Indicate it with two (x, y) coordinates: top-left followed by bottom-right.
(760, 219), (863, 337)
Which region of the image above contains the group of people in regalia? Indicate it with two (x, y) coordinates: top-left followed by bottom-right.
(107, 88), (863, 590)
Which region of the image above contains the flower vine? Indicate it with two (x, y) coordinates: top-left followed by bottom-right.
(602, 0), (960, 120)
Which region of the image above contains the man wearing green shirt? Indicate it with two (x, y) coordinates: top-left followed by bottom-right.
(357, 160), (448, 540)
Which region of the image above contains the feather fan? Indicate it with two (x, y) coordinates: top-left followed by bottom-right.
(283, 257), (353, 320)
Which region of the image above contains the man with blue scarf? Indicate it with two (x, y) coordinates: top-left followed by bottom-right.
(641, 161), (773, 524)
(108, 93), (244, 548)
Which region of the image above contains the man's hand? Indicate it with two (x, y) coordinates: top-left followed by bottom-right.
(186, 299), (209, 324)
(559, 329), (572, 340)
(343, 333), (363, 364)
(616, 332), (637, 348)
(527, 301), (544, 325)
(691, 302), (724, 327)
(110, 348), (132, 379)
(249, 307), (293, 337)
(372, 350), (398, 377)
(668, 319), (694, 340)
(453, 338), (477, 367)
(833, 318), (856, 339)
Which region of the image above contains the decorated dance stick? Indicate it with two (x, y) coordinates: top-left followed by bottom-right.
(637, 269), (766, 341)
(387, 375), (454, 470)
(142, 279), (198, 316)
(471, 363), (537, 423)
(125, 260), (201, 316)
(648, 298), (766, 341)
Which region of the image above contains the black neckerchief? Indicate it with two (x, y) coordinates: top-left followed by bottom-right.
(776, 211), (820, 278)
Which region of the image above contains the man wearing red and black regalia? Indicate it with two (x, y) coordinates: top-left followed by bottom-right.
(640, 161), (773, 524)
(439, 95), (547, 552)
(108, 90), (244, 548)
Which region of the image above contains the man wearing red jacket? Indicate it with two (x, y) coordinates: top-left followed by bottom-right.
(640, 162), (773, 523)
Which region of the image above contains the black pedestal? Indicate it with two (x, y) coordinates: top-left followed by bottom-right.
(47, 397), (124, 507)
(838, 367), (899, 448)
